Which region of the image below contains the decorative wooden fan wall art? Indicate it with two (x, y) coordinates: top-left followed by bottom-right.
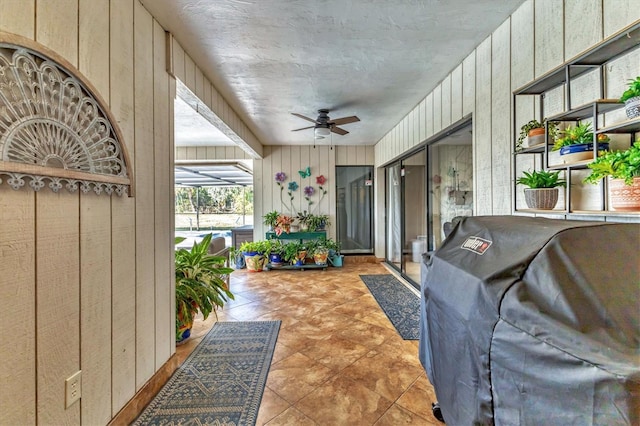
(0, 33), (133, 196)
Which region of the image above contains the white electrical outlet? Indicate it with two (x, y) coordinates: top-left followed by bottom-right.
(65, 370), (82, 408)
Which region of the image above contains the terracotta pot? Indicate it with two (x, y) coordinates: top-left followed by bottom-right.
(610, 177), (640, 211)
(524, 188), (559, 210)
(526, 127), (545, 147)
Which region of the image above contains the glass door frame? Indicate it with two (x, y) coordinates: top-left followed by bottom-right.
(425, 115), (473, 252)
(384, 145), (427, 288)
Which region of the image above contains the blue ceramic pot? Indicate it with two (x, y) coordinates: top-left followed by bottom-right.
(559, 142), (608, 155)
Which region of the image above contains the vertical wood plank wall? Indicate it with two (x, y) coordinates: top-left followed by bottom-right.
(250, 145), (367, 240)
(374, 0), (640, 219)
(0, 0), (175, 423)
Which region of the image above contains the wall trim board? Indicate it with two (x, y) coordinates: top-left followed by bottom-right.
(107, 354), (180, 426)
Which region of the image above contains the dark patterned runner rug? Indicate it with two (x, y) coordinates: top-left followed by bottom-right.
(360, 274), (420, 340)
(133, 320), (281, 426)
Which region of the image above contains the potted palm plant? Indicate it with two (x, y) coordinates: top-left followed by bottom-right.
(175, 233), (234, 343)
(620, 76), (640, 119)
(516, 169), (566, 210)
(584, 141), (640, 211)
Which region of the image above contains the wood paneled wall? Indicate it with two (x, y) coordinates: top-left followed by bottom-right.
(374, 0), (640, 217)
(0, 0), (176, 423)
(253, 145), (356, 240)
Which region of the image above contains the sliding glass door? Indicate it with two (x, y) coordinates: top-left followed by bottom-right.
(385, 149), (426, 286)
(427, 122), (473, 252)
(402, 150), (426, 284)
(386, 164), (402, 270)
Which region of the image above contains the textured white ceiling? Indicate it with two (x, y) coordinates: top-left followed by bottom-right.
(143, 0), (525, 147)
(174, 97), (236, 146)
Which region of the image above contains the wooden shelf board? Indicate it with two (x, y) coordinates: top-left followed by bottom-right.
(569, 210), (640, 217)
(514, 22), (640, 95)
(547, 159), (591, 170)
(515, 209), (568, 214)
(515, 142), (548, 154)
(547, 99), (623, 122)
(596, 117), (640, 134)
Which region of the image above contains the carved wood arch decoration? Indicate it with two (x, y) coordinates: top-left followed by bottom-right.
(0, 32), (133, 196)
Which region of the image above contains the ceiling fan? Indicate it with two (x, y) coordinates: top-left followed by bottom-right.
(291, 109), (360, 138)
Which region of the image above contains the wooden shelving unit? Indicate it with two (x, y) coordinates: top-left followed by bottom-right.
(512, 22), (640, 219)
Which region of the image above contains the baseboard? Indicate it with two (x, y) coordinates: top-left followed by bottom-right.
(343, 255), (382, 264)
(108, 353), (180, 426)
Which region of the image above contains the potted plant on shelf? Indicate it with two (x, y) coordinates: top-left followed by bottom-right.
(551, 122), (609, 163)
(295, 210), (312, 231)
(584, 141), (640, 211)
(283, 241), (307, 266)
(323, 238), (343, 267)
(175, 233), (234, 343)
(620, 76), (640, 119)
(517, 119), (558, 151)
(306, 214), (330, 231)
(516, 169), (566, 210)
(266, 239), (286, 267)
(310, 241), (329, 266)
(239, 240), (269, 272)
(263, 210), (280, 231)
(274, 214), (293, 236)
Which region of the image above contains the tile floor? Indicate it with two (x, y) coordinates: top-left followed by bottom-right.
(176, 262), (441, 425)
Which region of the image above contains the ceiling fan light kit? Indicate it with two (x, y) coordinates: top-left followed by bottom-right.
(314, 126), (331, 138)
(292, 109), (360, 146)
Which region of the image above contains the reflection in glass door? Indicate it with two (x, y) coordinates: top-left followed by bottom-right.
(427, 122), (473, 252)
(386, 164), (402, 270)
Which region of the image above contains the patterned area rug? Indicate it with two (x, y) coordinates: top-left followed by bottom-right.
(360, 274), (420, 340)
(133, 321), (281, 426)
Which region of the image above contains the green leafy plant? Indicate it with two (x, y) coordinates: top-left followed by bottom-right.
(282, 241), (305, 263)
(239, 240), (270, 254)
(322, 237), (341, 255)
(516, 170), (566, 189)
(306, 214), (330, 231)
(584, 141), (640, 185)
(175, 233), (234, 341)
(295, 210), (312, 228)
(516, 119), (558, 151)
(263, 210), (280, 228)
(266, 239), (285, 256)
(552, 122), (593, 151)
(620, 76), (640, 102)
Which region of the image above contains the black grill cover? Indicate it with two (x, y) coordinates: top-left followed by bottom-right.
(419, 216), (640, 425)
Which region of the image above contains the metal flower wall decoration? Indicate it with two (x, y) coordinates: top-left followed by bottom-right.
(274, 166), (327, 214)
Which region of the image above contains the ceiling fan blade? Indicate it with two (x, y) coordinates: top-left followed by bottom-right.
(331, 126), (349, 136)
(330, 116), (360, 126)
(292, 125), (315, 132)
(291, 113), (318, 124)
